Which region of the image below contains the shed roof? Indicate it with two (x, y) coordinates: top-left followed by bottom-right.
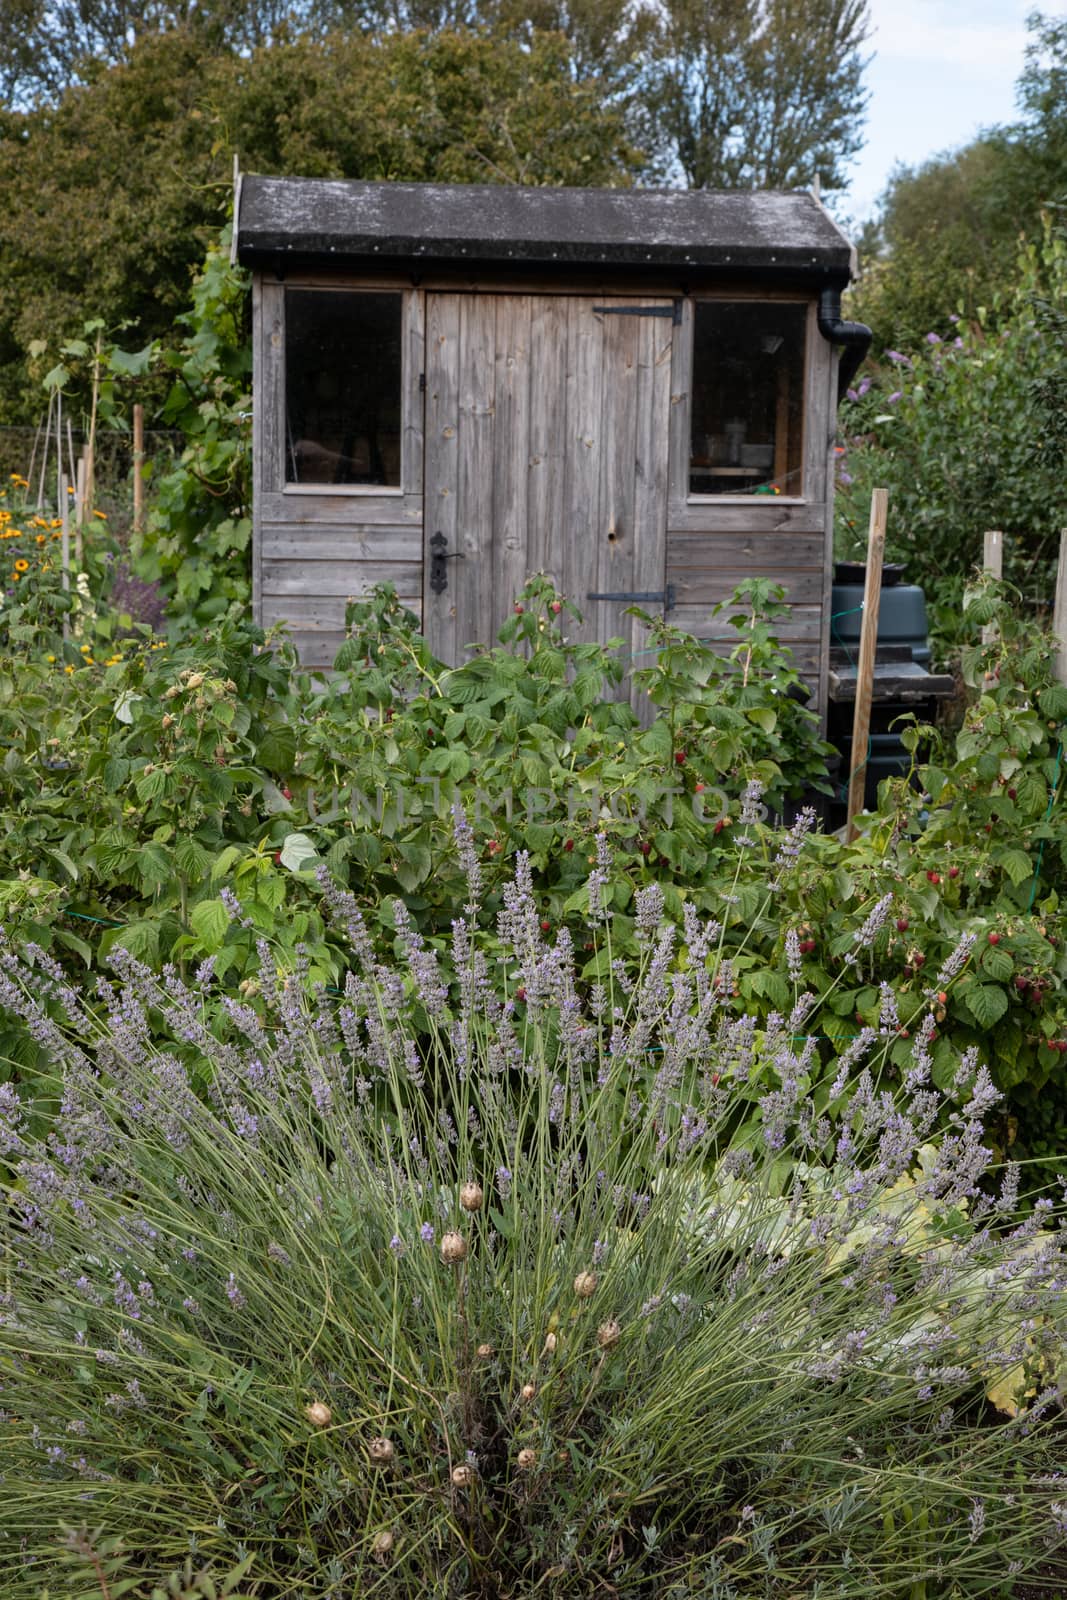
(234, 176), (855, 281)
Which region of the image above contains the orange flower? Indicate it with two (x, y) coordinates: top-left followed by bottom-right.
(92, 510), (108, 521)
(35, 535), (45, 545)
(14, 559), (28, 572)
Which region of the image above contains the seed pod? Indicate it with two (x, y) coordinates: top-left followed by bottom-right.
(520, 1382), (536, 1402)
(476, 1342), (494, 1360)
(451, 1463), (474, 1488)
(368, 1436), (395, 1466)
(440, 1231), (467, 1265)
(305, 1401), (332, 1427)
(542, 1331), (557, 1354)
(371, 1529), (394, 1561)
(573, 1270), (598, 1299)
(516, 1448), (537, 1471)
(597, 1319), (622, 1350)
(459, 1181), (484, 1213)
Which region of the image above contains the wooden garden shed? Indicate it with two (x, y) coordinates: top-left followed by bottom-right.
(233, 175), (869, 721)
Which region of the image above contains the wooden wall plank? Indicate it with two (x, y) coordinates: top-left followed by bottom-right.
(260, 560), (422, 596)
(263, 594), (422, 625)
(455, 294), (496, 650)
(669, 601), (822, 641)
(526, 294), (568, 586)
(252, 274), (264, 630)
(667, 502), (826, 535)
(423, 292), (461, 662)
(595, 305), (639, 648)
(260, 491), (422, 526)
(671, 568), (824, 607)
(667, 295), (693, 509)
(401, 288), (425, 497)
(260, 527), (423, 563)
(668, 530), (824, 566)
(563, 297), (604, 640)
(493, 294), (532, 615)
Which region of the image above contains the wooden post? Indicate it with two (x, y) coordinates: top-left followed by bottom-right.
(60, 470), (70, 643)
(983, 529), (1003, 650)
(74, 451), (87, 569)
(846, 487), (888, 841)
(132, 403), (145, 534)
(1053, 528), (1067, 689)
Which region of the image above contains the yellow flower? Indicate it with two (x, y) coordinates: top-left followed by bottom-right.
(11, 572), (19, 582)
(92, 510), (108, 521)
(14, 559), (28, 572)
(84, 656), (95, 665)
(46, 654), (56, 663)
(64, 665), (74, 675)
(50, 519), (61, 529)
(35, 535), (45, 545)
(79, 644), (90, 654)
(106, 655), (121, 665)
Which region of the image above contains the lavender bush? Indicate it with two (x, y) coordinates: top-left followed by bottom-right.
(1, 832), (1066, 1598)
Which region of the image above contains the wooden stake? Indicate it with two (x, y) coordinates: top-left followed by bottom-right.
(983, 529), (1003, 650)
(1053, 529), (1067, 689)
(133, 402), (145, 534)
(60, 471), (70, 642)
(75, 451), (87, 569)
(846, 487), (888, 842)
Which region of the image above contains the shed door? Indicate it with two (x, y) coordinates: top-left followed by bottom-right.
(423, 293), (674, 674)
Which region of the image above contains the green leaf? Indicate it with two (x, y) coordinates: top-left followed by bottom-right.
(395, 844), (432, 890)
(190, 897), (230, 951)
(996, 847), (1033, 888)
(746, 706), (777, 734)
(980, 942), (1015, 982)
(54, 927), (93, 967)
(174, 837), (213, 880)
(43, 846), (79, 883)
(257, 726), (296, 775)
(963, 983), (1009, 1030)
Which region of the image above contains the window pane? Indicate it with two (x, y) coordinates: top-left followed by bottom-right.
(689, 302), (806, 497)
(285, 290), (402, 486)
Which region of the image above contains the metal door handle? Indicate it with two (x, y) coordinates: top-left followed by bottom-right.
(429, 531), (464, 595)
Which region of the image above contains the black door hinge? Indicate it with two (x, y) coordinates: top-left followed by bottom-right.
(593, 302), (682, 325)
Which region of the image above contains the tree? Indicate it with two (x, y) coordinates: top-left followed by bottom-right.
(0, 25), (644, 421)
(646, 0), (870, 190)
(851, 11), (1067, 349)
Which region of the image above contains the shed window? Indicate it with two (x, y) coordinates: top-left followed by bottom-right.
(689, 302), (806, 497)
(285, 290), (402, 486)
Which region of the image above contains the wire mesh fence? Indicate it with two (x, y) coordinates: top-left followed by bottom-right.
(0, 424), (181, 512)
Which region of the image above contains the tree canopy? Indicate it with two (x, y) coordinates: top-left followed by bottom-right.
(852, 10), (1067, 348)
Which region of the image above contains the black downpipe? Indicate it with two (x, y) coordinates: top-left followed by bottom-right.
(818, 286), (873, 403)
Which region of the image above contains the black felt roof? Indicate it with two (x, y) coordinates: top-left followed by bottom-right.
(234, 176), (855, 279)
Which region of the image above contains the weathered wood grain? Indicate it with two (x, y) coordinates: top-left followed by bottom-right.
(423, 292), (461, 662)
(261, 491), (422, 525)
(260, 526), (423, 562)
(493, 294), (533, 617)
(401, 288), (425, 497)
(260, 560), (421, 596)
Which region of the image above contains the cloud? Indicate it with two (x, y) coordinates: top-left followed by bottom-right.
(869, 0), (1031, 74)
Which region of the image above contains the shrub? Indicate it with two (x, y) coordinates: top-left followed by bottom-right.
(834, 223), (1067, 645)
(1, 840), (1065, 1597)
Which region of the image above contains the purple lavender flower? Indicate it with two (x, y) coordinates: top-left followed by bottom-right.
(419, 1222), (435, 1244)
(225, 1274), (246, 1310)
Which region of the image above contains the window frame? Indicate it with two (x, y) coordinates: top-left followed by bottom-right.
(685, 292), (813, 507)
(281, 282), (408, 497)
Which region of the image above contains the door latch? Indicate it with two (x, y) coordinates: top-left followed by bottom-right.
(429, 531), (463, 595)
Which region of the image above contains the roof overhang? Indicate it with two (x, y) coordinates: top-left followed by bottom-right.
(234, 176), (856, 285)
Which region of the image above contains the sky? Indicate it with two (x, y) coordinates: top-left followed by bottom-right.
(841, 0), (1039, 226)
